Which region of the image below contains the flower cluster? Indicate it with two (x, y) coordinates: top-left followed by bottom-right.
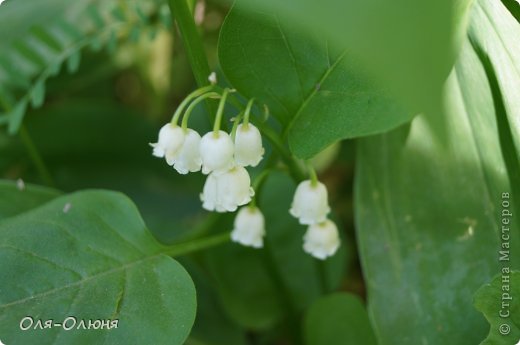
(151, 86), (340, 260)
(152, 119), (263, 213)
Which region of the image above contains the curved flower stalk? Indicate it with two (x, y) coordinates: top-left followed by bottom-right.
(151, 86), (214, 167)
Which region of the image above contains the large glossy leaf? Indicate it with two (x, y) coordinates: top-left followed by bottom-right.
(474, 271), (520, 345)
(304, 293), (377, 345)
(354, 1), (520, 344)
(218, 2), (410, 159)
(220, 0), (472, 142)
(204, 172), (349, 330)
(0, 190), (196, 345)
(0, 180), (59, 219)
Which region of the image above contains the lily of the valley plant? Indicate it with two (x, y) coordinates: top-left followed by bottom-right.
(151, 84), (340, 259)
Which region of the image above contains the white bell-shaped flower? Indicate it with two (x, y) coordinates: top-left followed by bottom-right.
(150, 123), (185, 164)
(289, 180), (330, 225)
(200, 173), (222, 212)
(172, 129), (202, 174)
(231, 206), (265, 248)
(200, 130), (235, 175)
(234, 124), (264, 167)
(303, 219), (340, 260)
(216, 166), (255, 212)
(200, 166), (254, 213)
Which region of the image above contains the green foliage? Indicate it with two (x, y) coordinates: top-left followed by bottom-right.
(1, 0), (518, 343)
(0, 180), (59, 219)
(354, 1), (520, 344)
(474, 271), (520, 345)
(304, 293), (377, 345)
(0, 98), (206, 242)
(0, 186), (196, 345)
(220, 0), (473, 117)
(218, 2), (411, 159)
(0, 0), (170, 134)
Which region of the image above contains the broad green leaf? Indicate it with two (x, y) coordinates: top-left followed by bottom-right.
(221, 0), (473, 119)
(218, 3), (410, 159)
(304, 293), (377, 345)
(204, 172), (349, 329)
(467, 0), (520, 194)
(0, 180), (60, 219)
(0, 190), (196, 345)
(354, 1), (520, 344)
(474, 271), (520, 345)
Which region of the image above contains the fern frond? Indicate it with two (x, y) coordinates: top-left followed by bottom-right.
(0, 0), (171, 135)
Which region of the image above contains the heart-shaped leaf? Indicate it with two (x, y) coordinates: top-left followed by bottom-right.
(0, 190), (196, 345)
(218, 2), (411, 159)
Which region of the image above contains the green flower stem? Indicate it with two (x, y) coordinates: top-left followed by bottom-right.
(249, 168), (272, 208)
(213, 88), (230, 135)
(167, 0), (218, 119)
(171, 85), (214, 125)
(260, 124), (306, 181)
(307, 161), (318, 185)
(243, 98), (255, 127)
(215, 88), (306, 181)
(181, 92), (221, 130)
(315, 260), (330, 294)
(0, 94), (54, 188)
(230, 111), (244, 141)
(19, 126), (55, 188)
(163, 232), (230, 257)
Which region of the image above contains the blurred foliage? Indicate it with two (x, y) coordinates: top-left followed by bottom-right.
(0, 0), (518, 344)
(355, 1), (520, 344)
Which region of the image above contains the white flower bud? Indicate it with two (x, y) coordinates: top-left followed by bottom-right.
(234, 124), (264, 167)
(303, 219), (340, 260)
(200, 167), (254, 213)
(172, 129), (202, 174)
(150, 124), (185, 164)
(208, 72), (217, 85)
(231, 206), (265, 248)
(289, 180), (330, 225)
(200, 130), (235, 175)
